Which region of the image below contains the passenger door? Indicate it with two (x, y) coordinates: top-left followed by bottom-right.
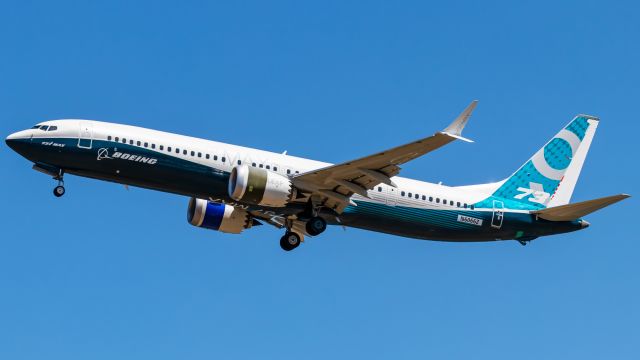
(78, 122), (93, 149)
(491, 200), (504, 229)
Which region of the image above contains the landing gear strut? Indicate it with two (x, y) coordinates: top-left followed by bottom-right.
(53, 169), (65, 197)
(280, 232), (301, 251)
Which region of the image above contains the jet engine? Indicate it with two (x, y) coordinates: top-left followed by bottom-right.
(187, 198), (252, 234)
(228, 165), (295, 207)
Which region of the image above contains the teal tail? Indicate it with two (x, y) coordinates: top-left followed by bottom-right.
(490, 114), (599, 209)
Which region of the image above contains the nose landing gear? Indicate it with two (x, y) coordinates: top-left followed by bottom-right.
(53, 169), (65, 197)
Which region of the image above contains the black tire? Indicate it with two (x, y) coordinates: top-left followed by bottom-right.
(305, 216), (327, 236)
(53, 185), (65, 197)
(279, 232), (300, 251)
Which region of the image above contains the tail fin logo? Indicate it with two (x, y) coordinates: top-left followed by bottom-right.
(530, 129), (581, 180)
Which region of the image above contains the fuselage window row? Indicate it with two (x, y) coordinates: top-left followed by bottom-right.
(398, 189), (472, 209)
(106, 135), (292, 174)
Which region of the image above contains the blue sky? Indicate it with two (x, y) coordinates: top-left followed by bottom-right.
(1, 1), (638, 359)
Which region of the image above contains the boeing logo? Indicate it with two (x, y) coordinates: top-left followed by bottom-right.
(97, 148), (112, 160)
(96, 148), (157, 165)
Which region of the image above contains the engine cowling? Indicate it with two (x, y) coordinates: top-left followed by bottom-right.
(187, 198), (252, 234)
(228, 165), (294, 207)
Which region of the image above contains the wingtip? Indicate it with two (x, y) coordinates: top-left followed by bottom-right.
(443, 100), (478, 136)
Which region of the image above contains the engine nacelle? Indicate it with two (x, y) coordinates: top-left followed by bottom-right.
(228, 165), (294, 207)
(187, 198), (252, 234)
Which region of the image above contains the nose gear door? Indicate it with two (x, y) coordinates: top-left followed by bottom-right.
(491, 200), (504, 229)
(78, 122), (93, 149)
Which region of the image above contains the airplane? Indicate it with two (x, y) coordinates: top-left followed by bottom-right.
(5, 101), (630, 251)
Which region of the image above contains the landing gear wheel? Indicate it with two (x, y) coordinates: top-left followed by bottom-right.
(53, 185), (65, 197)
(305, 216), (327, 236)
(280, 232), (301, 251)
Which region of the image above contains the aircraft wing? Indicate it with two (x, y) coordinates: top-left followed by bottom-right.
(291, 100), (478, 212)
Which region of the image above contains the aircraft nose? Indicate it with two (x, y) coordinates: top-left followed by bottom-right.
(6, 131), (20, 149)
(5, 130), (31, 151)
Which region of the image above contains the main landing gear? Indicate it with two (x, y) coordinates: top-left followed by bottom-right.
(280, 232), (301, 251)
(279, 216), (327, 252)
(53, 169), (65, 197)
(279, 200), (329, 251)
(305, 216), (327, 236)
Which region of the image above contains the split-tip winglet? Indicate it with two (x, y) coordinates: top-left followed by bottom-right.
(442, 100), (478, 142)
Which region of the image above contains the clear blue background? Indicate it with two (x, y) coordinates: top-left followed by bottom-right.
(1, 1), (638, 359)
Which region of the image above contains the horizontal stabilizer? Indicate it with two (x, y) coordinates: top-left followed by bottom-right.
(534, 194), (630, 221)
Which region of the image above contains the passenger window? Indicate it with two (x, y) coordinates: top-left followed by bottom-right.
(436, 198), (440, 203)
(160, 145), (164, 150)
(183, 150), (187, 155)
(144, 142), (148, 147)
(422, 195), (426, 200)
(415, 194), (419, 199)
(429, 196), (433, 202)
(191, 151), (195, 156)
(266, 165), (270, 170)
(273, 166), (277, 171)
(378, 187), (382, 192)
(206, 154), (210, 159)
(259, 164), (263, 168)
(176, 148), (180, 153)
(295, 171), (299, 174)
(197, 152), (202, 158)
(122, 138), (126, 143)
(464, 203), (468, 209)
(457, 202), (461, 207)
(287, 169), (291, 174)
(167, 146), (172, 152)
(214, 155), (218, 161)
(450, 200), (454, 206)
(238, 160), (242, 165)
(115, 137), (119, 142)
(252, 162), (256, 167)
(401, 191), (405, 196)
(408, 193), (412, 197)
(130, 140), (134, 145)
(151, 144), (156, 149)
(108, 136), (112, 141)
(470, 205), (475, 210)
(137, 141), (141, 146)
(221, 157), (226, 162)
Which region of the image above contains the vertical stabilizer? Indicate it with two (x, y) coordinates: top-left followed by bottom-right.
(490, 115), (599, 209)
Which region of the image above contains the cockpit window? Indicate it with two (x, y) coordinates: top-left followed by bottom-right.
(31, 124), (58, 131)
